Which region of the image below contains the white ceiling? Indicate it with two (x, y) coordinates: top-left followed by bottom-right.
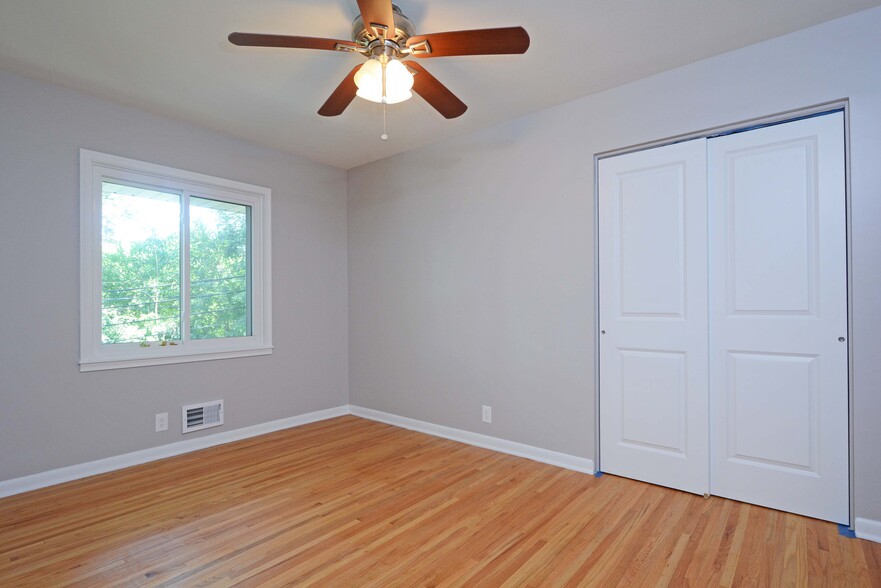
(1, 0), (879, 169)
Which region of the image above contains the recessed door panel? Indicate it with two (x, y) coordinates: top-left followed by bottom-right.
(727, 139), (818, 315)
(619, 349), (687, 455)
(727, 352), (817, 472)
(709, 112), (848, 523)
(599, 139), (708, 495)
(619, 166), (685, 317)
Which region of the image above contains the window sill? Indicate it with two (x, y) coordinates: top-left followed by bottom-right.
(79, 346), (273, 372)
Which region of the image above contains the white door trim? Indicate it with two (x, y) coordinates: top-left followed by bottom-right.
(593, 99), (854, 528)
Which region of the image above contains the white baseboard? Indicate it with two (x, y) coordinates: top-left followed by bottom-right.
(1, 404), (595, 500)
(349, 405), (595, 475)
(0, 405), (349, 499)
(855, 517), (881, 544)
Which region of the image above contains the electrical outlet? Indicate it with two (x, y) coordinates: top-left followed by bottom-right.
(482, 405), (492, 424)
(155, 412), (168, 432)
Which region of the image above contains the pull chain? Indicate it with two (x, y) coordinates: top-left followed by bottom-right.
(381, 58), (389, 141)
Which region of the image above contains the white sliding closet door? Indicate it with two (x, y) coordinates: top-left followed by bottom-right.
(599, 139), (709, 495)
(708, 113), (848, 523)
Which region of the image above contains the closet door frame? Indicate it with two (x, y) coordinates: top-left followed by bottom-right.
(593, 99), (855, 528)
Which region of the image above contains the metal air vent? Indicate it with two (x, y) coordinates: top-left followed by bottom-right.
(182, 400), (224, 433)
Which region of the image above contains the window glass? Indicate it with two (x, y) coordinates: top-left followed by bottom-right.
(101, 182), (181, 344)
(189, 197), (251, 340)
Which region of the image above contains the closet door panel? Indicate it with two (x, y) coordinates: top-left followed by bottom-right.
(599, 139), (709, 495)
(708, 112), (848, 523)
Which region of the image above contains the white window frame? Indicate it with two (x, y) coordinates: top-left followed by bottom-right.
(79, 149), (272, 371)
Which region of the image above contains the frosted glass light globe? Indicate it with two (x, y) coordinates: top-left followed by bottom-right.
(354, 58), (413, 104)
(354, 59), (383, 102)
(382, 59), (414, 104)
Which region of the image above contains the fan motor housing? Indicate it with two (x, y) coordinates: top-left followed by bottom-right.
(351, 4), (415, 47)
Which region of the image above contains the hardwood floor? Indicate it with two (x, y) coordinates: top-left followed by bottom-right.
(1, 416), (879, 587)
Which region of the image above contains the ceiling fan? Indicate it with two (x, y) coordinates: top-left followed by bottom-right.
(228, 0), (530, 120)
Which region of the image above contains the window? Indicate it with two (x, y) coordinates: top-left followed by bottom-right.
(80, 150), (271, 371)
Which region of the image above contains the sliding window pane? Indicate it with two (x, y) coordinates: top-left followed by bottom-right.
(101, 182), (181, 344)
(189, 197), (250, 339)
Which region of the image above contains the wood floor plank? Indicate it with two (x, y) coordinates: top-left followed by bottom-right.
(1, 415), (879, 586)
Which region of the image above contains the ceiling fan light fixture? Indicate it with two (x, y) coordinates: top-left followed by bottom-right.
(229, 1), (529, 119)
(354, 57), (413, 105)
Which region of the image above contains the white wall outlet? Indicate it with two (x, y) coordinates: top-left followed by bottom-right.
(482, 405), (492, 424)
(155, 412), (169, 432)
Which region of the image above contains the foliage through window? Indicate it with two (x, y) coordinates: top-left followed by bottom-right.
(80, 151), (271, 371)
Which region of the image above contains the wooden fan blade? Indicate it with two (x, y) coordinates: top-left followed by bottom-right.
(318, 65), (362, 117)
(356, 0), (396, 34)
(228, 32), (358, 52)
(406, 26), (530, 58)
(406, 62), (467, 119)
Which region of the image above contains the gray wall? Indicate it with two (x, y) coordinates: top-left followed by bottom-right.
(348, 8), (881, 521)
(0, 70), (349, 481)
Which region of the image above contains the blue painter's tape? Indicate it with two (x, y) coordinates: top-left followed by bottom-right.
(594, 471), (604, 478)
(838, 524), (857, 538)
